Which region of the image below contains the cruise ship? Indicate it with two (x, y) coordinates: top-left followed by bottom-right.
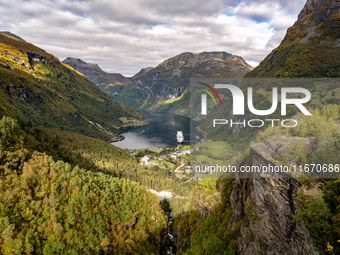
(176, 131), (184, 144)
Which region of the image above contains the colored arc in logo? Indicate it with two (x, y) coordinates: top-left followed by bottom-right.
(200, 88), (217, 105)
(198, 82), (223, 106)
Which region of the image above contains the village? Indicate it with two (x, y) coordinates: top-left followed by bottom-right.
(127, 130), (224, 180)
(129, 145), (195, 179)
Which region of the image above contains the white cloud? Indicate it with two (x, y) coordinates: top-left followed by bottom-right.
(0, 0), (306, 76)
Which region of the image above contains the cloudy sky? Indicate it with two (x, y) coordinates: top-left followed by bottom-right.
(0, 0), (306, 76)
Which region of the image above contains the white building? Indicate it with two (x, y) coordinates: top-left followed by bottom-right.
(168, 150), (191, 159)
(140, 156), (150, 166)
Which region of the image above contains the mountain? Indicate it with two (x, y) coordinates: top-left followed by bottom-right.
(0, 31), (25, 42)
(184, 1), (340, 253)
(128, 52), (253, 115)
(246, 0), (340, 78)
(64, 52), (253, 116)
(199, 0), (340, 146)
(132, 67), (153, 79)
(0, 32), (146, 141)
(62, 57), (131, 98)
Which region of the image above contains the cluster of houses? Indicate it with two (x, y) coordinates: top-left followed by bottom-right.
(168, 149), (191, 159)
(137, 148), (192, 167)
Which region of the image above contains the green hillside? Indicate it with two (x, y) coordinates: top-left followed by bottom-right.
(0, 32), (146, 141)
(0, 111), (193, 253)
(198, 0), (340, 149)
(246, 0), (340, 78)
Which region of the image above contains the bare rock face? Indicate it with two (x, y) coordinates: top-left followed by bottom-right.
(250, 136), (316, 168)
(232, 177), (318, 255)
(229, 136), (318, 254)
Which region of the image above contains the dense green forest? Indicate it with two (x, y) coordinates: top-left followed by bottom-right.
(0, 107), (191, 198)
(0, 112), (194, 254)
(0, 116), (175, 254)
(169, 178), (240, 254)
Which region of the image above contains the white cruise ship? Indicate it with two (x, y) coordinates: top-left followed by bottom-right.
(177, 131), (184, 144)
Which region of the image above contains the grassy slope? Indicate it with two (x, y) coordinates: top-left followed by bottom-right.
(0, 33), (146, 141)
(246, 0), (340, 78)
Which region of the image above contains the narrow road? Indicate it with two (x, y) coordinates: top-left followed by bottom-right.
(174, 163), (185, 172)
(174, 163), (185, 179)
(196, 126), (207, 139)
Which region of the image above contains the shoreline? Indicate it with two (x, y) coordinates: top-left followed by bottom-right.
(109, 120), (149, 143)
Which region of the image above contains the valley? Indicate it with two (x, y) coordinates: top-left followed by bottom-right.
(1, 0), (340, 254)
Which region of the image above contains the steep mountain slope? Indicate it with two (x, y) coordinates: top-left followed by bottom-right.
(199, 0), (340, 146)
(63, 57), (131, 98)
(64, 52), (253, 116)
(128, 52), (253, 116)
(246, 0), (340, 78)
(0, 32), (146, 141)
(182, 1), (340, 254)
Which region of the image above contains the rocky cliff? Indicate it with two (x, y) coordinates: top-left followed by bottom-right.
(231, 177), (317, 255)
(250, 136), (316, 172)
(229, 135), (318, 254)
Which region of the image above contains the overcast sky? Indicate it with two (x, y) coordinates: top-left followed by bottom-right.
(0, 0), (306, 76)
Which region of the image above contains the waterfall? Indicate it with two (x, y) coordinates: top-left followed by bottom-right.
(167, 210), (175, 255)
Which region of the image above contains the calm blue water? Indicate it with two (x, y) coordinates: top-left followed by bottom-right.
(112, 111), (201, 149)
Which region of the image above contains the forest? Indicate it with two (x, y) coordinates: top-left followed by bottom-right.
(0, 115), (197, 254)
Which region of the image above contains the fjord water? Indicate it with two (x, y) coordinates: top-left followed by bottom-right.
(112, 111), (200, 149)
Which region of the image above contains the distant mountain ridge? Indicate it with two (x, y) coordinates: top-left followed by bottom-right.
(63, 57), (131, 96)
(132, 67), (153, 79)
(64, 51), (253, 116)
